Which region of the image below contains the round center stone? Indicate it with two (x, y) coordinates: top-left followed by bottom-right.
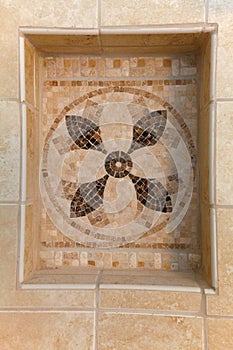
(105, 151), (133, 178)
(115, 161), (122, 168)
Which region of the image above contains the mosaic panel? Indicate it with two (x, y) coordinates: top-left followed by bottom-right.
(40, 86), (195, 249)
(40, 54), (200, 271)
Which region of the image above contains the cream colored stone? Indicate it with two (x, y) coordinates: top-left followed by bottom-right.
(0, 6), (18, 98)
(180, 67), (197, 75)
(0, 1), (98, 95)
(100, 290), (202, 312)
(154, 253), (162, 269)
(216, 102), (233, 204)
(208, 0), (233, 98)
(207, 208), (233, 316)
(98, 313), (203, 349)
(128, 252), (137, 268)
(207, 318), (233, 349)
(18, 0), (97, 28)
(0, 206), (95, 308)
(199, 203), (212, 286)
(172, 59), (180, 76)
(199, 104), (210, 205)
(34, 50), (41, 109)
(101, 0), (205, 26)
(25, 39), (35, 106)
(0, 312), (94, 349)
(0, 101), (20, 201)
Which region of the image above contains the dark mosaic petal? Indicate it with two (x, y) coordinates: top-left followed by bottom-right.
(128, 110), (167, 153)
(70, 175), (109, 218)
(66, 115), (106, 153)
(129, 174), (172, 213)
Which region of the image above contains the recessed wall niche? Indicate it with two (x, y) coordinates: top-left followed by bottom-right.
(18, 27), (217, 290)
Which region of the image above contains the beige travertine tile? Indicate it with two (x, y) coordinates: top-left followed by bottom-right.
(98, 313), (203, 349)
(0, 312), (94, 350)
(24, 204), (34, 279)
(0, 205), (95, 308)
(199, 104), (210, 205)
(101, 0), (205, 26)
(26, 34), (100, 49)
(207, 318), (233, 350)
(26, 107), (35, 201)
(199, 203), (212, 286)
(26, 107), (41, 201)
(34, 50), (42, 109)
(100, 290), (202, 312)
(216, 102), (233, 205)
(101, 33), (201, 48)
(207, 208), (233, 316)
(102, 45), (199, 55)
(0, 0), (98, 92)
(25, 39), (35, 106)
(208, 1), (233, 98)
(24, 203), (41, 278)
(18, 0), (98, 28)
(199, 36), (211, 110)
(0, 6), (18, 98)
(0, 101), (20, 201)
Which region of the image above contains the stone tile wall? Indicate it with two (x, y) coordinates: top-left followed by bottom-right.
(0, 0), (233, 348)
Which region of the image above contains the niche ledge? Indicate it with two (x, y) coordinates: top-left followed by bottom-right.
(21, 268), (213, 294)
(18, 25), (218, 293)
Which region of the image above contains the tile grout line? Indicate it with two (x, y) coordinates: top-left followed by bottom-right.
(215, 98), (233, 102)
(0, 200), (40, 205)
(97, 308), (202, 317)
(97, 0), (101, 29)
(211, 204), (233, 209)
(0, 307), (95, 313)
(0, 98), (20, 102)
(0, 305), (232, 318)
(21, 100), (39, 113)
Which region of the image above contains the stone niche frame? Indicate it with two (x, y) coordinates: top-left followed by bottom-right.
(17, 25), (217, 293)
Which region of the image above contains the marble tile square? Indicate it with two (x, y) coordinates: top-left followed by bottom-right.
(0, 312), (94, 350)
(207, 318), (233, 350)
(216, 102), (233, 205)
(207, 208), (233, 316)
(0, 101), (20, 201)
(100, 289), (202, 312)
(101, 0), (205, 26)
(98, 313), (203, 349)
(208, 0), (233, 98)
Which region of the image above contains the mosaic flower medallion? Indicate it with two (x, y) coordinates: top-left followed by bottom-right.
(40, 87), (195, 248)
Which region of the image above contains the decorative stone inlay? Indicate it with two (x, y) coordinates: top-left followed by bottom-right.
(105, 151), (133, 178)
(40, 86), (195, 248)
